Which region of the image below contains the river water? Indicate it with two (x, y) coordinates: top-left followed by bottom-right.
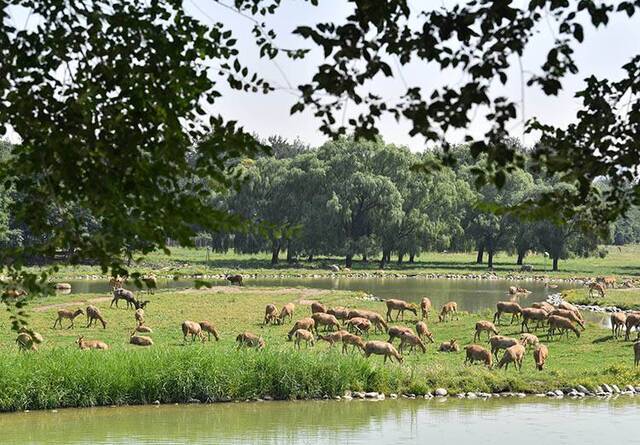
(1, 398), (637, 445)
(63, 277), (575, 313)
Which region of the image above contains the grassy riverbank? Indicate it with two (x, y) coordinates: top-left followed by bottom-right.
(563, 288), (640, 311)
(1, 286), (639, 411)
(36, 244), (640, 282)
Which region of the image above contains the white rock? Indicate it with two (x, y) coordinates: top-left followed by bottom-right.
(434, 388), (448, 397)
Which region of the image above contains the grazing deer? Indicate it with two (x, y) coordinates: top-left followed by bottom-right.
(385, 299), (418, 322)
(86, 305), (107, 329)
(420, 297), (432, 320)
(53, 308), (85, 329)
(438, 302), (458, 322)
(226, 274), (243, 286)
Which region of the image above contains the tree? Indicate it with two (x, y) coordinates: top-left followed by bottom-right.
(465, 169), (536, 269)
(291, 1), (640, 228)
(317, 138), (404, 268)
(2, 1), (636, 332)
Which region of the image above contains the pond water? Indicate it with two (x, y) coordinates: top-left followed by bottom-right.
(1, 398), (637, 445)
(62, 277), (575, 314)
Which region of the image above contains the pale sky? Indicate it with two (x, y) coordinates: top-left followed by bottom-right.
(5, 1), (640, 151)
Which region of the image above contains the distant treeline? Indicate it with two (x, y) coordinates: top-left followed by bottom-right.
(1, 138), (639, 270)
(189, 137), (639, 271)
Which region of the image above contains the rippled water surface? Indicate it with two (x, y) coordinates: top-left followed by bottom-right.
(1, 398), (636, 445)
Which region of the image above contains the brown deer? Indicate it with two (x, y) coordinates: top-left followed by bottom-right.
(385, 299), (418, 321)
(53, 308), (85, 329)
(438, 302), (458, 322)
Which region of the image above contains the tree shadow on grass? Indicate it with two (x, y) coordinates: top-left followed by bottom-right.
(592, 335), (614, 344)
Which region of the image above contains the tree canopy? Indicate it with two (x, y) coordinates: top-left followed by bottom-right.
(1, 0), (639, 331)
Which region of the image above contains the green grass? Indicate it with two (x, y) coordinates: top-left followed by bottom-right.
(1, 286), (640, 411)
(36, 244), (640, 282)
(563, 288), (640, 311)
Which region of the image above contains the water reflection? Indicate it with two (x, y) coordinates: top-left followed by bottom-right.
(1, 397), (637, 445)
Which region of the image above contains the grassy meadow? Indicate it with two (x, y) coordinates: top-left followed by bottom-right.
(40, 244), (640, 282)
(1, 285), (639, 411)
(563, 287), (640, 311)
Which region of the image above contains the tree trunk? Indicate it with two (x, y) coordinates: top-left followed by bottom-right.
(552, 256), (559, 271)
(487, 250), (494, 269)
(286, 241), (293, 263)
(409, 253), (415, 263)
(307, 254), (313, 262)
(345, 254), (353, 268)
(516, 250), (525, 265)
(362, 253), (368, 262)
(476, 245), (484, 264)
(397, 252), (404, 264)
(379, 249), (390, 269)
(270, 242), (280, 265)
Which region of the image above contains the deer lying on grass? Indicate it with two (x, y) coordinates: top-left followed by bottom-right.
(135, 323), (153, 333)
(474, 320), (498, 342)
(493, 301), (522, 325)
(421, 297), (432, 320)
(199, 321), (220, 341)
(364, 341), (403, 363)
(438, 302), (458, 322)
(76, 335), (109, 350)
(415, 321), (434, 343)
(86, 305), (107, 329)
(287, 318), (315, 341)
(130, 331), (153, 346)
(439, 339), (459, 352)
(292, 329), (315, 349)
(236, 331), (265, 349)
(182, 320), (205, 343)
(464, 344), (492, 368)
(385, 299), (418, 322)
(53, 308), (84, 329)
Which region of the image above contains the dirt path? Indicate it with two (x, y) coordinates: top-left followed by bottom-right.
(34, 296), (111, 313)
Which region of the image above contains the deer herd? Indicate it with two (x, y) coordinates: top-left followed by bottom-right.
(12, 274), (640, 371)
